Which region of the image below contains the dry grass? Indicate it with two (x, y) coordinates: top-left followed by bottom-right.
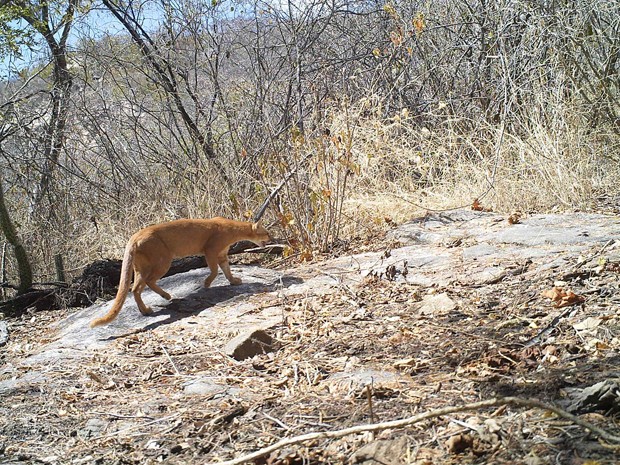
(340, 99), (618, 223)
(2, 96), (619, 287)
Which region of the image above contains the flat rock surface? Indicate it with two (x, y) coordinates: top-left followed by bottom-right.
(0, 321), (8, 346)
(2, 210), (620, 464)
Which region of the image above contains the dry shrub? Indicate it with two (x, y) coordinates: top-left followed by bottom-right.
(267, 119), (356, 258)
(245, 96), (618, 258)
(338, 96), (619, 226)
(12, 164), (242, 284)
(4, 98), (618, 287)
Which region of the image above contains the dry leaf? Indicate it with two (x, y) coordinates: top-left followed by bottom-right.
(541, 287), (563, 301)
(413, 13), (426, 33)
(508, 212), (522, 224)
(573, 317), (602, 331)
(472, 198), (492, 212)
(299, 249), (313, 262)
(472, 198), (481, 210)
(595, 341), (610, 351)
(541, 287), (585, 307)
(556, 290), (585, 307)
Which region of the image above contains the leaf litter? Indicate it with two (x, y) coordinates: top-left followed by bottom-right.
(2, 226), (620, 464)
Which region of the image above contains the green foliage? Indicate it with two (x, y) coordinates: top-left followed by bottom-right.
(0, 0), (86, 58)
(0, 4), (35, 58)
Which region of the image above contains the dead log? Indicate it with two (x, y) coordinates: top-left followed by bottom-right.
(0, 243), (282, 317)
(0, 288), (59, 316)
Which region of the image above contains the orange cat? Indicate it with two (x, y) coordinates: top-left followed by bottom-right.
(90, 218), (270, 327)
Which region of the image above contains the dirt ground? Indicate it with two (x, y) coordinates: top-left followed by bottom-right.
(2, 219), (620, 465)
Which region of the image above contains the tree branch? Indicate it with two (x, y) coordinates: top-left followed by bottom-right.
(204, 396), (620, 465)
(253, 152), (313, 222)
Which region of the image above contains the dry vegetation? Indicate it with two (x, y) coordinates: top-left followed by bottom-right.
(2, 239), (620, 463)
(0, 0), (618, 289)
(4, 95), (619, 287)
(0, 1), (619, 460)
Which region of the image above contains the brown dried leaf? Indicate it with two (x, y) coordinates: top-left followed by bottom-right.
(508, 212), (522, 224)
(472, 198), (493, 212)
(541, 287), (585, 307)
(541, 287), (564, 302)
(445, 433), (474, 454)
(556, 290), (585, 308)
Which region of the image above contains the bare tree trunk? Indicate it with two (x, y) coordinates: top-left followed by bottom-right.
(0, 177), (32, 294)
(24, 0), (77, 217)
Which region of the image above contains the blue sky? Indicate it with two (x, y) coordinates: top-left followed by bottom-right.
(0, 3), (161, 79)
(0, 0), (312, 79)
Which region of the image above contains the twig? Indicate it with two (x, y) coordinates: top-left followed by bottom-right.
(1, 242), (7, 300)
(92, 413), (180, 440)
(365, 381), (376, 424)
(448, 417), (480, 433)
(253, 152), (314, 222)
(0, 281), (18, 290)
(86, 370), (113, 387)
(243, 244), (285, 254)
(574, 239), (614, 268)
(523, 306), (574, 348)
(203, 396), (620, 465)
(161, 344), (181, 376)
(229, 243), (286, 256)
(89, 411), (155, 421)
(365, 380), (376, 442)
(263, 412), (291, 431)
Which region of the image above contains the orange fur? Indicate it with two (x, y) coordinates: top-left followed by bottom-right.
(90, 217), (270, 327)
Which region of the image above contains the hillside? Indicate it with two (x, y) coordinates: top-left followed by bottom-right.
(1, 210), (620, 464)
(1, 0), (619, 290)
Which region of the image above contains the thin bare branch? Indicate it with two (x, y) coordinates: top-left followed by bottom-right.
(204, 396), (620, 465)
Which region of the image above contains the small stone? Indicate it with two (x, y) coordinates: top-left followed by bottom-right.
(417, 293), (456, 316)
(351, 437), (409, 464)
(445, 433), (474, 454)
(78, 418), (107, 439)
(40, 456), (59, 464)
(224, 329), (274, 361)
(568, 379), (620, 413)
(183, 380), (228, 397)
(323, 369), (407, 397)
(145, 440), (161, 450)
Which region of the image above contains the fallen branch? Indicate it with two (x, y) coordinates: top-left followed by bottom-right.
(161, 344), (181, 376)
(229, 243), (285, 256)
(204, 396), (620, 465)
